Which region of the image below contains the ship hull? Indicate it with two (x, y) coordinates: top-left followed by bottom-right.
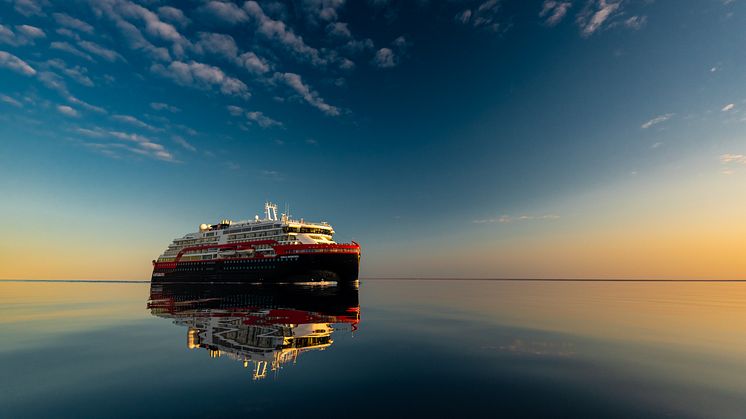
(151, 252), (359, 283)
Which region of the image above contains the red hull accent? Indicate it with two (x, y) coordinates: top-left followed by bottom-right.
(153, 241), (360, 270)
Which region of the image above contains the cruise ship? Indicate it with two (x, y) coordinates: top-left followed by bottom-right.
(148, 282), (360, 380)
(152, 202), (360, 283)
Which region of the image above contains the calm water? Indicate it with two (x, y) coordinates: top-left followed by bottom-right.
(1, 280), (745, 418)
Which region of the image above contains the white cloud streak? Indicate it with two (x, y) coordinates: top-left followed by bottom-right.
(641, 113), (674, 129)
(151, 60), (250, 100)
(0, 50), (36, 76)
(577, 0), (621, 37)
(540, 1), (571, 26)
(274, 72), (339, 116)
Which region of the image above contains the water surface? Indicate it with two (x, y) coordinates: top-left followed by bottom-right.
(1, 280), (745, 418)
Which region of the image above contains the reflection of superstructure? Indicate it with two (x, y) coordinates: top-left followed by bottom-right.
(151, 202), (360, 283)
(148, 282), (360, 380)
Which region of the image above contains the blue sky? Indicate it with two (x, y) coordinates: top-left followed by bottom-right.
(1, 0), (746, 279)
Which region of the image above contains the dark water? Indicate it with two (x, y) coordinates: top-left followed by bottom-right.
(1, 280), (745, 418)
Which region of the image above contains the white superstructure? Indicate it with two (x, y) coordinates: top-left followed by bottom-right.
(156, 202), (337, 263)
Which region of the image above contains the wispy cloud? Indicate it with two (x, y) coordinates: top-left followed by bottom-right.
(274, 72), (339, 116)
(45, 59), (94, 87)
(721, 103), (735, 112)
(577, 0), (621, 37)
(78, 41), (126, 62)
(112, 114), (160, 131)
(158, 6), (190, 28)
(0, 50), (36, 76)
(300, 0), (346, 26)
(372, 48), (395, 68)
(53, 13), (94, 34)
(540, 1), (572, 26)
(473, 214), (561, 224)
(198, 1), (249, 25)
(193, 32), (271, 74)
(244, 1), (326, 67)
(0, 24), (45, 46)
(720, 153), (746, 174)
(151, 60), (251, 100)
(641, 113), (674, 129)
(172, 134), (196, 152)
(372, 35), (409, 68)
(50, 41), (94, 61)
(77, 127), (176, 162)
(57, 105), (79, 117)
(247, 111), (283, 128)
(150, 102), (180, 113)
(720, 154), (746, 164)
(455, 0), (504, 32)
(624, 15), (647, 30)
(13, 0), (45, 17)
(0, 94), (23, 107)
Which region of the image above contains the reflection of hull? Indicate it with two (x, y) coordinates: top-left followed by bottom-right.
(151, 252), (360, 284)
(148, 282), (360, 323)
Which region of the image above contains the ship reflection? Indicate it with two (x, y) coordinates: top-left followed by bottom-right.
(147, 281), (360, 380)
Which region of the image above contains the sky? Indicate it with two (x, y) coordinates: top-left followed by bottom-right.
(1, 0), (745, 280)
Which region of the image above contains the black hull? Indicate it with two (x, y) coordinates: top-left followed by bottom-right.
(151, 252), (359, 283)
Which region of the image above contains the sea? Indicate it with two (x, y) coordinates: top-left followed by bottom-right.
(1, 279), (745, 418)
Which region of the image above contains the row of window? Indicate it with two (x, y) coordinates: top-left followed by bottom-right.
(223, 224), (281, 235)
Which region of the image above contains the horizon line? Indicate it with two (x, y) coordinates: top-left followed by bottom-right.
(1, 278), (745, 283)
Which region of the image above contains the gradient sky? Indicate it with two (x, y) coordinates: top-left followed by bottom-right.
(1, 0), (745, 280)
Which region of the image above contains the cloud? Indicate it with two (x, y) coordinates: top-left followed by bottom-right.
(641, 113), (674, 129)
(192, 32), (271, 74)
(720, 154), (746, 164)
(372, 47), (396, 68)
(247, 111), (283, 128)
(274, 72), (340, 116)
(50, 41), (94, 61)
(150, 102), (180, 112)
(198, 1), (249, 25)
(57, 105), (79, 117)
(158, 6), (190, 27)
(300, 0), (347, 25)
(261, 169), (283, 180)
(577, 0), (621, 37)
(0, 51), (36, 76)
(89, 0), (178, 62)
(326, 22), (351, 39)
(13, 0), (46, 17)
(53, 13), (94, 34)
(455, 0), (504, 32)
(624, 15), (647, 30)
(45, 59), (94, 87)
(372, 36), (409, 68)
(226, 105), (245, 116)
(721, 103), (735, 112)
(107, 130), (176, 161)
(540, 1), (571, 26)
(172, 134), (196, 152)
(473, 214), (561, 224)
(67, 94), (107, 114)
(193, 32), (238, 60)
(0, 94), (23, 107)
(78, 41), (126, 62)
(237, 51), (271, 74)
(244, 1), (326, 66)
(0, 24), (45, 46)
(112, 114), (159, 131)
(115, 1), (189, 51)
(151, 60), (251, 100)
(16, 24), (45, 39)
